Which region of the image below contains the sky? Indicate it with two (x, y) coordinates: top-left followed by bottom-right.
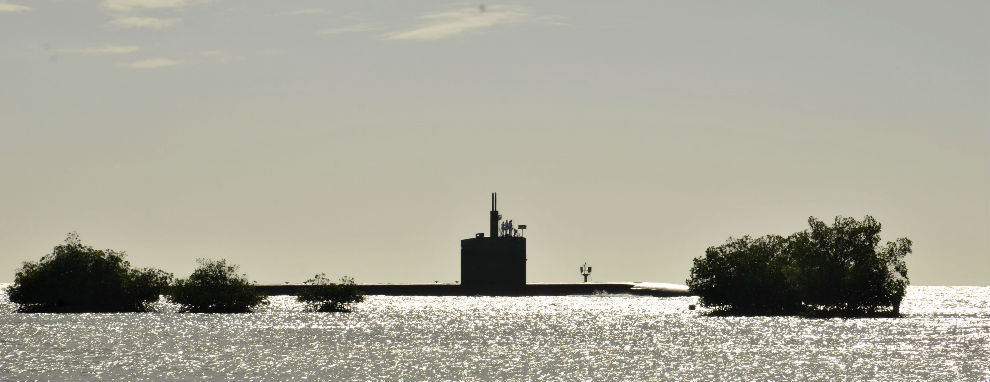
(1, 0), (987, 286)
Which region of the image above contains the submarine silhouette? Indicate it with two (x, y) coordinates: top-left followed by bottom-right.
(257, 193), (692, 297)
(459, 192), (527, 295)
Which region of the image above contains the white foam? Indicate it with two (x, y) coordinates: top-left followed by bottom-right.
(630, 282), (690, 292)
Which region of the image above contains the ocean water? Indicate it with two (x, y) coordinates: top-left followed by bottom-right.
(1, 286), (987, 381)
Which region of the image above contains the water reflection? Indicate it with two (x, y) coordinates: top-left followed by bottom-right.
(0, 286), (987, 381)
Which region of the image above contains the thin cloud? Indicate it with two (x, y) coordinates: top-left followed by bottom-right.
(201, 50), (238, 64)
(0, 2), (32, 12)
(284, 8), (327, 16)
(122, 58), (180, 69)
(386, 5), (528, 41)
(109, 16), (181, 29)
(101, 0), (190, 12)
(58, 44), (140, 55)
(534, 15), (568, 27)
(318, 24), (378, 36)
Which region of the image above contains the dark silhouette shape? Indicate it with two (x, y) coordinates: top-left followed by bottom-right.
(295, 274), (365, 312)
(460, 193), (526, 295)
(169, 259), (267, 313)
(687, 216), (910, 317)
(256, 282), (692, 297)
(6, 232), (172, 313)
(580, 262), (592, 282)
(687, 235), (799, 314)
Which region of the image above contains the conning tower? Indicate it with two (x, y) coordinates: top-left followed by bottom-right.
(460, 193), (527, 294)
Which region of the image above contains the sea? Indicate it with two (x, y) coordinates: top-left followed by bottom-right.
(0, 285), (987, 381)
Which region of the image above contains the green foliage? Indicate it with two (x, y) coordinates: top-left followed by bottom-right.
(785, 216), (910, 314)
(687, 216), (910, 316)
(6, 232), (172, 313)
(295, 274), (365, 312)
(687, 235), (800, 313)
(169, 259), (267, 313)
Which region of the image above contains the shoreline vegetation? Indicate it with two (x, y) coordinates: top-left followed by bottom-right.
(169, 259), (267, 313)
(5, 233), (364, 313)
(5, 233), (171, 313)
(7, 217), (912, 318)
(687, 216), (910, 318)
(296, 274), (365, 312)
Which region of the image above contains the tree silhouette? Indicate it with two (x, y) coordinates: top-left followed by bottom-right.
(6, 232), (172, 312)
(688, 216), (910, 316)
(296, 274), (365, 312)
(169, 259), (267, 313)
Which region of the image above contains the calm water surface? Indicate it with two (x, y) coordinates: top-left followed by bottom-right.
(1, 286), (987, 381)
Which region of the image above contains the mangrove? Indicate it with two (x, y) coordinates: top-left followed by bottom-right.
(168, 259), (267, 313)
(687, 215), (911, 316)
(6, 232), (172, 313)
(295, 274), (365, 312)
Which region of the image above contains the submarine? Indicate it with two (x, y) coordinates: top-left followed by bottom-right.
(256, 193), (692, 297)
(459, 192), (527, 295)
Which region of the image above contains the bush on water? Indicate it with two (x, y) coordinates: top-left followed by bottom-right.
(687, 216), (910, 316)
(295, 274), (365, 312)
(169, 259), (267, 313)
(686, 234), (800, 314)
(6, 232), (173, 313)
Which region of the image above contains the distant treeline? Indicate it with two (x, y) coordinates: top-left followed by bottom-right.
(687, 216), (910, 317)
(5, 233), (363, 313)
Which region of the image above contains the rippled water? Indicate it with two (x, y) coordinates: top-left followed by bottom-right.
(1, 286), (988, 381)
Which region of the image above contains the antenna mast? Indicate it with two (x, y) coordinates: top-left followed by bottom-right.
(489, 192), (499, 238)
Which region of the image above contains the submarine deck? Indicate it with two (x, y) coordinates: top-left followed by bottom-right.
(256, 282), (693, 297)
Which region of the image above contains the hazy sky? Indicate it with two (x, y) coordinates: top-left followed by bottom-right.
(1, 0), (987, 286)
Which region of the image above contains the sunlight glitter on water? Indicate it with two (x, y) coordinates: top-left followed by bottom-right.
(0, 286), (988, 381)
